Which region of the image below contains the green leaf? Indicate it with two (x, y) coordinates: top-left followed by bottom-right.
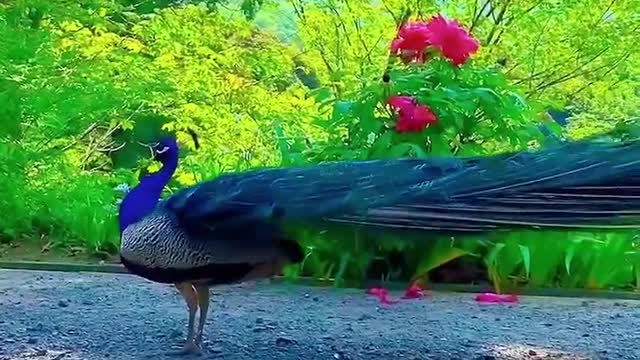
(429, 136), (451, 156)
(486, 242), (506, 266)
(457, 143), (485, 156)
(518, 245), (531, 278)
(331, 100), (353, 125)
(565, 245), (576, 275)
(543, 121), (565, 138)
(474, 87), (502, 105)
(387, 143), (412, 158)
(334, 253), (351, 287)
(309, 86), (334, 104)
(369, 130), (393, 157)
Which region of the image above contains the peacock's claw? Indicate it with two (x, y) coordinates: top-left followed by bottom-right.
(168, 341), (203, 357)
(194, 335), (203, 347)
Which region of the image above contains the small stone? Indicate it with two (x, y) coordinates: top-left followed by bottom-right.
(81, 299), (94, 305)
(34, 349), (47, 356)
(26, 323), (44, 333)
(477, 355), (496, 360)
(357, 314), (372, 321)
(275, 336), (296, 346)
(27, 337), (38, 344)
(313, 297), (319, 302)
(209, 346), (223, 353)
(528, 349), (537, 356)
(582, 333), (590, 337)
(57, 300), (69, 308)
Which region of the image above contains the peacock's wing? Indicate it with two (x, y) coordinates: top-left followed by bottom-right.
(161, 157), (465, 225)
(156, 158), (469, 263)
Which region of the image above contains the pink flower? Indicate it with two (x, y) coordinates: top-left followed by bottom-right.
(424, 15), (480, 66)
(387, 95), (438, 133)
(390, 15), (480, 66)
(401, 283), (430, 299)
(390, 22), (432, 63)
(367, 287), (398, 305)
(475, 292), (519, 304)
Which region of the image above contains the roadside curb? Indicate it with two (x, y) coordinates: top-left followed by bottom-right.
(1, 260), (639, 300)
(0, 260), (128, 274)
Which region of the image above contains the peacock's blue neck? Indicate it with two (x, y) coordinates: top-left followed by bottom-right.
(118, 155), (179, 233)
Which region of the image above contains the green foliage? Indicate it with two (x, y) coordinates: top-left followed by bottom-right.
(0, 0), (325, 254)
(297, 58), (547, 165)
(267, 0), (638, 135)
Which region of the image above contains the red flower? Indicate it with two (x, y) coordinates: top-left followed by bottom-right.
(475, 292), (519, 304)
(390, 22), (432, 63)
(401, 283), (430, 299)
(367, 287), (398, 305)
(424, 15), (480, 66)
(390, 15), (480, 66)
(388, 95), (438, 133)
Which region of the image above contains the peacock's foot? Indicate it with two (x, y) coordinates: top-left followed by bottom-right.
(194, 332), (204, 347)
(167, 341), (203, 357)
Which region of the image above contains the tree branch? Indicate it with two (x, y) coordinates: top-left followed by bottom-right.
(566, 52), (631, 98)
(535, 46), (611, 92)
(470, 0), (491, 32)
(485, 0), (511, 45)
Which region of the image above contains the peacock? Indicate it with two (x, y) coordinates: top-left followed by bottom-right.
(118, 131), (640, 355)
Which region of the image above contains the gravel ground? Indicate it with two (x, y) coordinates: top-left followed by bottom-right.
(0, 270), (639, 360)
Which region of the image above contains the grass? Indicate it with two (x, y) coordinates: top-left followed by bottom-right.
(0, 237), (120, 265)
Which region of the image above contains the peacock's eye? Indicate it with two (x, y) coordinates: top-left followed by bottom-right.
(155, 146), (170, 154)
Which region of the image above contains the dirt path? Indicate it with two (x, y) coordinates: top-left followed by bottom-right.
(0, 270), (638, 360)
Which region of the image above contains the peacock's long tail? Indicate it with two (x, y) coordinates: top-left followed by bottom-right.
(164, 134), (640, 238)
(325, 138), (640, 234)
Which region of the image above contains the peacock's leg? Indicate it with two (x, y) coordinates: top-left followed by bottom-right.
(193, 285), (210, 347)
(172, 282), (201, 355)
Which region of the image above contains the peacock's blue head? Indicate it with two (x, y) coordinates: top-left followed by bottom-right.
(151, 137), (180, 164)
